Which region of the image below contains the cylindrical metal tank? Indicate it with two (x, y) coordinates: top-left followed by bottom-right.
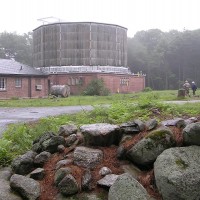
(33, 22), (127, 67)
(50, 85), (70, 97)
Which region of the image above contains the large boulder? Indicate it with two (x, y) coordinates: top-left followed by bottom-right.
(32, 132), (56, 153)
(55, 159), (73, 170)
(58, 124), (78, 137)
(97, 174), (119, 187)
(0, 167), (22, 200)
(154, 146), (200, 200)
(0, 179), (22, 200)
(108, 173), (150, 200)
(145, 119), (158, 131)
(65, 134), (78, 147)
(73, 146), (103, 169)
(33, 132), (56, 145)
(29, 168), (45, 180)
(80, 123), (121, 146)
(11, 151), (37, 175)
(127, 127), (175, 166)
(81, 169), (93, 191)
(183, 122), (200, 145)
(54, 167), (72, 186)
(161, 118), (186, 128)
(120, 120), (145, 134)
(41, 136), (66, 153)
(57, 174), (79, 196)
(0, 167), (13, 181)
(10, 174), (40, 200)
(34, 151), (51, 167)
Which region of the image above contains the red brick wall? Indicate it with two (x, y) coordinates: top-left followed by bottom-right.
(31, 77), (49, 98)
(0, 73), (145, 99)
(0, 76), (48, 99)
(49, 73), (145, 95)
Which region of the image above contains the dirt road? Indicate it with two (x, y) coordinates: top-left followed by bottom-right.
(0, 106), (93, 136)
(1, 100), (200, 137)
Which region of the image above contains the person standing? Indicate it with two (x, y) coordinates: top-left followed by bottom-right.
(191, 81), (197, 96)
(183, 80), (191, 97)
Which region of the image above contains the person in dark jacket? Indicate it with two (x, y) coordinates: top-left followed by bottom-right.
(191, 81), (197, 96)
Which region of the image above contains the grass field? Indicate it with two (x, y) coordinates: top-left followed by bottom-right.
(0, 90), (199, 107)
(1, 90), (200, 166)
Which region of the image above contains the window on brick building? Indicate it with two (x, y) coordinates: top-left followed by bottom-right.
(68, 77), (85, 86)
(67, 78), (71, 86)
(15, 78), (22, 88)
(75, 78), (79, 85)
(71, 77), (75, 85)
(35, 78), (42, 91)
(0, 77), (6, 90)
(120, 77), (129, 86)
(79, 77), (84, 85)
(35, 78), (41, 85)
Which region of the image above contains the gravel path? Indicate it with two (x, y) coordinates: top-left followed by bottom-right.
(0, 106), (93, 136)
(164, 100), (200, 104)
(1, 100), (200, 137)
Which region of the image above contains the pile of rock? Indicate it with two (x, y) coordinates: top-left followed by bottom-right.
(1, 117), (200, 200)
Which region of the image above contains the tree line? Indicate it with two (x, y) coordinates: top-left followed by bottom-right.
(128, 29), (200, 90)
(0, 32), (32, 66)
(1, 29), (200, 90)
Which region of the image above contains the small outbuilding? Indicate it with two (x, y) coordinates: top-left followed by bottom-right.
(0, 59), (49, 99)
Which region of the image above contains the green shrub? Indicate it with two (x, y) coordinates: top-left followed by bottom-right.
(83, 79), (110, 96)
(0, 139), (13, 166)
(143, 87), (153, 92)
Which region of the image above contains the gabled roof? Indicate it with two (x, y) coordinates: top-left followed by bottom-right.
(0, 59), (47, 76)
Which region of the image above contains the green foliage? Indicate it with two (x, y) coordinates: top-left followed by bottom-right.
(137, 93), (159, 109)
(143, 87), (152, 92)
(0, 90), (199, 107)
(108, 102), (136, 123)
(0, 31), (33, 65)
(0, 94), (129, 107)
(3, 124), (33, 154)
(128, 29), (200, 90)
(146, 130), (169, 141)
(1, 91), (200, 165)
(83, 79), (110, 96)
(0, 139), (13, 166)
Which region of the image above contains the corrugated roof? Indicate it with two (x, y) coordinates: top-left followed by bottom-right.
(0, 59), (47, 76)
(33, 21), (127, 31)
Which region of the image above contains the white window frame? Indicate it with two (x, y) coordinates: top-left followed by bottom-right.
(0, 77), (6, 90)
(15, 78), (22, 88)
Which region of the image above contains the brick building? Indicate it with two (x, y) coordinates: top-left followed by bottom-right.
(45, 66), (145, 95)
(32, 22), (146, 95)
(0, 59), (48, 99)
(0, 22), (146, 99)
(0, 59), (145, 99)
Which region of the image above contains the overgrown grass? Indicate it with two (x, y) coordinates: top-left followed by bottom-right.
(1, 90), (200, 166)
(0, 94), (133, 107)
(1, 90), (199, 107)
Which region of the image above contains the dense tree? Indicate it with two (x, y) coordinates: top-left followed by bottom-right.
(128, 29), (200, 90)
(0, 32), (33, 66)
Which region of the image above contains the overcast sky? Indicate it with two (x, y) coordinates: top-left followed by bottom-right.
(0, 0), (199, 37)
